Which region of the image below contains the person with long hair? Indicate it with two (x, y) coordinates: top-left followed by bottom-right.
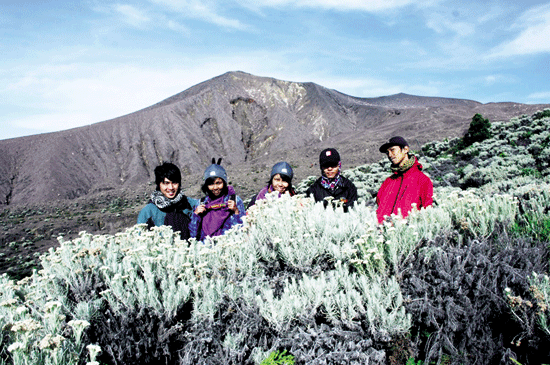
(189, 158), (246, 241)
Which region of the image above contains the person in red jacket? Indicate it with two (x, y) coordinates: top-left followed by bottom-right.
(376, 136), (433, 223)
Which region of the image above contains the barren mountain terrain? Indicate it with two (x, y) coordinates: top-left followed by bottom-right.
(1, 71), (549, 278)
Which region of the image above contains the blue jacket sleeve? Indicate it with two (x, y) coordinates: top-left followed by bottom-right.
(188, 197), (199, 210)
(224, 196), (246, 233)
(188, 212), (201, 240)
(137, 204), (153, 224)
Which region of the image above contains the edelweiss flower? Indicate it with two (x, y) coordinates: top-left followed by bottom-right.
(44, 301), (63, 312)
(11, 318), (42, 332)
(0, 298), (18, 307)
(7, 341), (25, 353)
(38, 334), (65, 350)
(86, 344), (102, 359)
(68, 319), (90, 330)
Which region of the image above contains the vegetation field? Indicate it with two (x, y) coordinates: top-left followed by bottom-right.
(0, 110), (549, 364)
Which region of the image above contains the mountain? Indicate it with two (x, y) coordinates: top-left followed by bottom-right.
(1, 71), (548, 206)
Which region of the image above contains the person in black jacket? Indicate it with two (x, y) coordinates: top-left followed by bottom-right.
(306, 148), (357, 212)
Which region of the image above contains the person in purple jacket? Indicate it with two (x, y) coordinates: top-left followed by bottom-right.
(189, 158), (246, 241)
(247, 161), (295, 209)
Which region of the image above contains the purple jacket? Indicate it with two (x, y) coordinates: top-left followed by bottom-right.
(189, 186), (246, 241)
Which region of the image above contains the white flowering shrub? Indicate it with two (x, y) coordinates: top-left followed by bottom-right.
(1, 109), (550, 364)
(0, 274), (93, 365)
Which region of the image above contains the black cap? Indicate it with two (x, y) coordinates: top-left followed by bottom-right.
(319, 148), (340, 168)
(379, 136), (409, 153)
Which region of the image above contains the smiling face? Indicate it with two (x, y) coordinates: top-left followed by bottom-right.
(386, 145), (410, 167)
(159, 178), (179, 199)
(208, 177), (225, 197)
(271, 174), (289, 193)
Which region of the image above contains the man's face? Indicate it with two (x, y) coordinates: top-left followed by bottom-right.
(386, 145), (409, 167)
(159, 178), (179, 199)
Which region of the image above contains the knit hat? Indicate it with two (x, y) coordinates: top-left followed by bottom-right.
(203, 158), (227, 183)
(271, 161), (293, 180)
(379, 136), (409, 153)
(319, 148), (340, 169)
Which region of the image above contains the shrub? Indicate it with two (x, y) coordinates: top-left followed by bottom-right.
(460, 113), (493, 149)
(3, 109), (550, 365)
(401, 234), (549, 364)
(533, 109), (550, 120)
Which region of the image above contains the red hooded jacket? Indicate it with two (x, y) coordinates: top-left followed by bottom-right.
(376, 157), (433, 223)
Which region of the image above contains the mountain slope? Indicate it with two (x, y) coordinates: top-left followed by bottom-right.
(1, 71), (548, 205)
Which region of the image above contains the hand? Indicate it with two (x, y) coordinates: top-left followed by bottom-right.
(194, 204), (206, 215)
(227, 200), (239, 214)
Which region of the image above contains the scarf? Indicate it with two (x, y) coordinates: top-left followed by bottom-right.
(150, 190), (185, 209)
(150, 190), (190, 239)
(321, 161), (342, 190)
(391, 154), (415, 173)
(200, 186), (236, 238)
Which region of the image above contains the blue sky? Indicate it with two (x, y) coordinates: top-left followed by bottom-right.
(1, 0), (550, 140)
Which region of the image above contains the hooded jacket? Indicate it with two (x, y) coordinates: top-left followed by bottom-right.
(376, 156), (433, 223)
(189, 185), (246, 241)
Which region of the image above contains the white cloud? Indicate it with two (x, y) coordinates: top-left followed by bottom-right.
(317, 77), (403, 97)
(1, 63), (216, 135)
(528, 91), (550, 100)
(425, 14), (475, 37)
(167, 19), (190, 33)
(482, 74), (513, 86)
(302, 75), (443, 98)
(240, 0), (437, 12)
(113, 4), (151, 27)
(149, 0), (247, 29)
(489, 3), (550, 57)
(422, 3), (505, 38)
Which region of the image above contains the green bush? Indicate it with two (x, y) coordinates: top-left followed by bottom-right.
(460, 113), (493, 149)
(533, 109), (550, 120)
(510, 214), (550, 243)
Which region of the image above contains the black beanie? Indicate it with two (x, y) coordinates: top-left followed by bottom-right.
(319, 148), (340, 168)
